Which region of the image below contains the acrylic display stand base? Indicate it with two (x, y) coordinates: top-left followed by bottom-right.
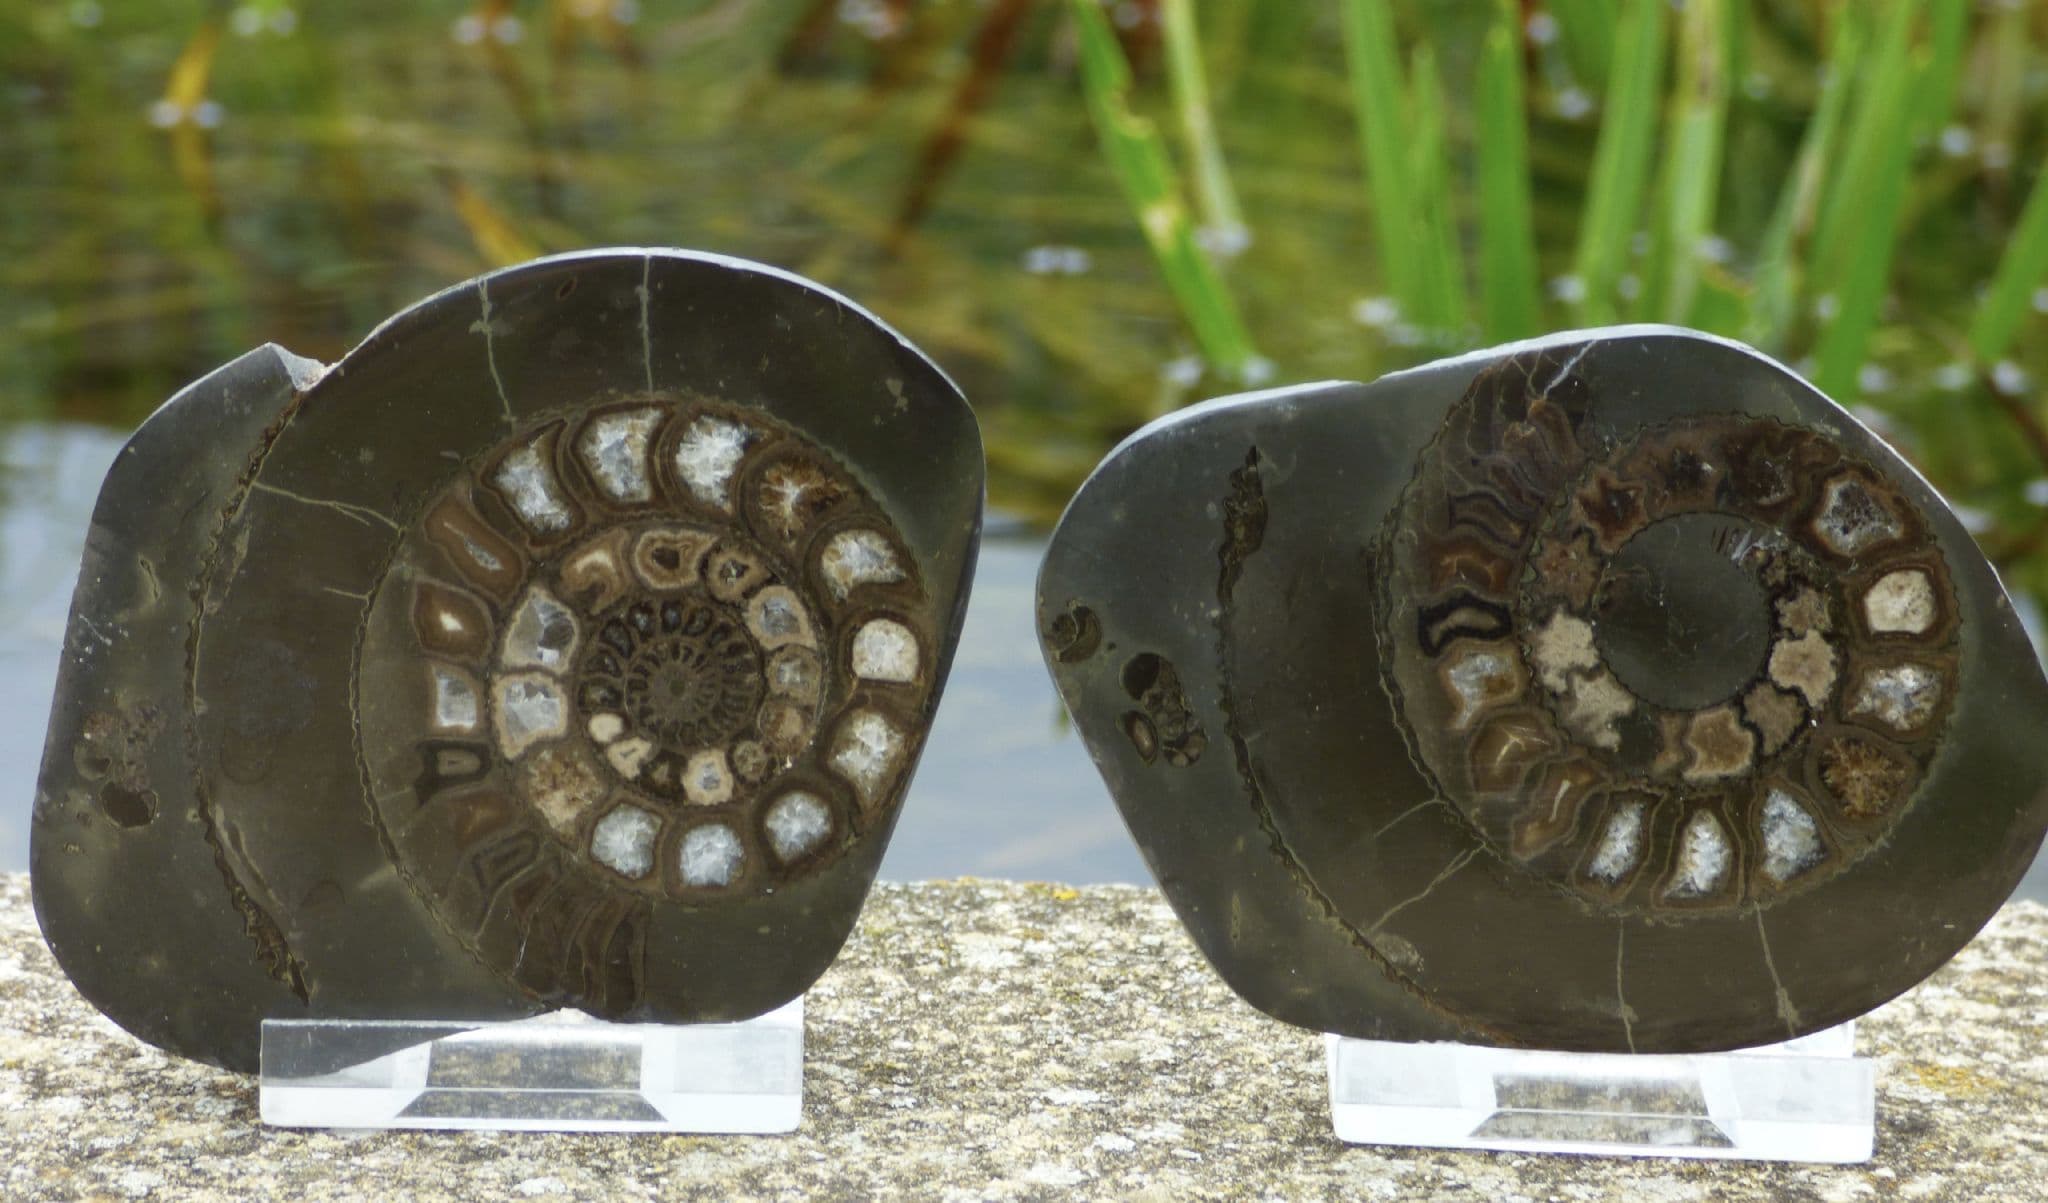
(1326, 1021), (1872, 1162)
(259, 999), (803, 1133)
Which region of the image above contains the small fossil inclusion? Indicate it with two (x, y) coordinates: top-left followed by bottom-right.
(1038, 329), (2048, 1053)
(33, 250), (983, 1072)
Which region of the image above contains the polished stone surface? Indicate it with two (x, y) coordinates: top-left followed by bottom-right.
(0, 875), (2041, 1200)
(1039, 328), (2048, 1053)
(7, 426), (2046, 900)
(31, 250), (982, 1072)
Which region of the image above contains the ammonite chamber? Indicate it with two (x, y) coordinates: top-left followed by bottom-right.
(1037, 327), (2048, 1053)
(33, 249), (982, 1072)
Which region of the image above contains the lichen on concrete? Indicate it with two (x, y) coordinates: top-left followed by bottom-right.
(0, 873), (2042, 1200)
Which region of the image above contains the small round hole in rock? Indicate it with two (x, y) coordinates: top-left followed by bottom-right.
(1122, 652), (1164, 699)
(98, 782), (157, 828)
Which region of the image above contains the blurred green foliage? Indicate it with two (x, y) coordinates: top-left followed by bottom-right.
(3, 1), (2048, 613)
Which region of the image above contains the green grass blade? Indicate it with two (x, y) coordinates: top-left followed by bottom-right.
(1640, 0), (1730, 323)
(1977, 1), (2028, 180)
(1810, 35), (1933, 396)
(1549, 0), (1618, 91)
(1405, 42), (1467, 334)
(1068, 0), (1260, 383)
(1161, 0), (1248, 250)
(1914, 0), (1968, 141)
(1812, 1), (1961, 398)
(1719, 0), (1750, 109)
(1569, 0), (1667, 326)
(1809, 145), (1910, 398)
(1809, 0), (1923, 293)
(1747, 4), (1866, 348)
(1969, 170), (2048, 365)
(1339, 0), (1426, 322)
(1476, 17), (1541, 340)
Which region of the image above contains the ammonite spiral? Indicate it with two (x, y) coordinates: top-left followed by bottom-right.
(1376, 367), (1960, 916)
(33, 250), (981, 1071)
(1039, 329), (2048, 1053)
(360, 397), (937, 1012)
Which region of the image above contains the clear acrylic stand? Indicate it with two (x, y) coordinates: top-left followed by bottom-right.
(1327, 1021), (1872, 1162)
(260, 999), (803, 1133)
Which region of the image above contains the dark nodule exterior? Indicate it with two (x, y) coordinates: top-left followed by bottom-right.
(1037, 327), (2048, 1053)
(32, 250), (983, 1072)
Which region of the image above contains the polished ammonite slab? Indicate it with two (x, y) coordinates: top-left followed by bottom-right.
(32, 249), (983, 1071)
(1037, 327), (2048, 1053)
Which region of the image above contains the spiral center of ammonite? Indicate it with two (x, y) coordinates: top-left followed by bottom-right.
(1592, 512), (1773, 712)
(1376, 366), (1963, 915)
(376, 395), (929, 926)
(573, 591), (783, 803)
(612, 600), (765, 748)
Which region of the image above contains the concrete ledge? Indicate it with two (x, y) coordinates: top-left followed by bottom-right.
(0, 873), (2042, 1200)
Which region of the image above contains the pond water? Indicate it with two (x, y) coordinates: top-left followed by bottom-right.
(3, 3), (2045, 898)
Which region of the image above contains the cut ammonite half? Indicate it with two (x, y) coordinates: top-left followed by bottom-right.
(1038, 328), (2048, 1053)
(32, 249), (982, 1071)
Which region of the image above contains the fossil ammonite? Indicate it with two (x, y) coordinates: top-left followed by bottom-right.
(1038, 328), (2048, 1052)
(32, 249), (982, 1071)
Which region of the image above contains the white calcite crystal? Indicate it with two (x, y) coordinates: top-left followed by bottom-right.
(1587, 802), (1645, 884)
(1760, 789), (1824, 883)
(591, 805), (659, 879)
(764, 791), (833, 862)
(1665, 811), (1732, 898)
(820, 529), (906, 600)
(1441, 648), (1516, 729)
(457, 532), (504, 574)
(500, 586), (578, 672)
(747, 586), (815, 651)
(575, 407), (662, 503)
(1863, 568), (1937, 635)
(851, 619), (920, 684)
(830, 709), (905, 807)
(679, 823), (745, 887)
(1851, 662), (1943, 733)
(1813, 475), (1901, 555)
(491, 442), (574, 534)
(756, 460), (843, 537)
(674, 416), (755, 509)
(682, 749), (735, 805)
(768, 647), (823, 702)
(492, 673), (567, 759)
(431, 666), (480, 733)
